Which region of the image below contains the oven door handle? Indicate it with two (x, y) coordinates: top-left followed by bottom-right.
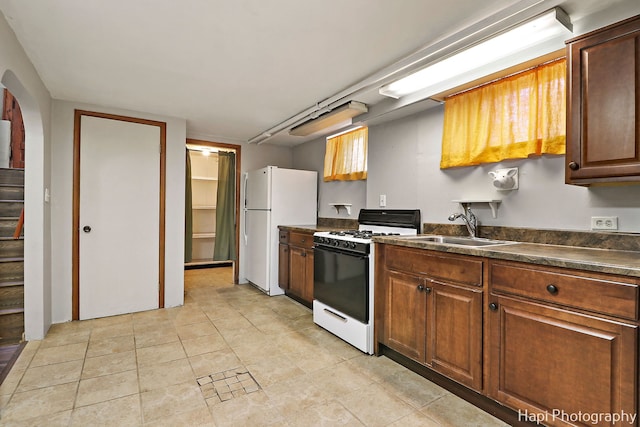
(314, 245), (368, 259)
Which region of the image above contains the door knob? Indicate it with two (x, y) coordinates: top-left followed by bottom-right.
(83, 225), (91, 233)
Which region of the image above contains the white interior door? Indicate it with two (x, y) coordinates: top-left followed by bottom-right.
(79, 115), (160, 320)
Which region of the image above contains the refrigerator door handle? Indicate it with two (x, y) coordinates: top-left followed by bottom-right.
(243, 208), (248, 245)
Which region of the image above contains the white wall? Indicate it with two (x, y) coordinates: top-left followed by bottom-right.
(0, 13), (52, 340)
(50, 100), (187, 323)
(292, 137), (366, 219)
(365, 105), (640, 232)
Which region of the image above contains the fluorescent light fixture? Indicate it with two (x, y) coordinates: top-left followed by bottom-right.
(379, 8), (573, 99)
(288, 101), (368, 137)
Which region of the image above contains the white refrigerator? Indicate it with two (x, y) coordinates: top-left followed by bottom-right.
(244, 166), (318, 295)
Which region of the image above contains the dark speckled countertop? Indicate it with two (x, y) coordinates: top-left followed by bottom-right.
(373, 236), (640, 278)
(277, 224), (338, 233)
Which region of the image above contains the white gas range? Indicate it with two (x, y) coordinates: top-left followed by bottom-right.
(312, 209), (421, 354)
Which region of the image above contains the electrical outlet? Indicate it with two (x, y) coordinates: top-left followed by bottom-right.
(379, 194), (386, 207)
(591, 216), (618, 231)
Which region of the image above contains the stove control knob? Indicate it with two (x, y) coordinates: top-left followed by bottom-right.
(350, 242), (357, 249)
(332, 240), (340, 247)
(342, 241), (350, 248)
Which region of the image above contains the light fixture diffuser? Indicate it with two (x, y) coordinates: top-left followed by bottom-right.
(288, 101), (368, 137)
(379, 8), (573, 99)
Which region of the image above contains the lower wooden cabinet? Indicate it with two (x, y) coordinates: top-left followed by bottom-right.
(278, 229), (314, 306)
(380, 246), (483, 391)
(487, 294), (637, 427)
(377, 244), (640, 426)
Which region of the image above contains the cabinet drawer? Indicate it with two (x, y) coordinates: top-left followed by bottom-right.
(385, 245), (483, 287)
(289, 231), (313, 249)
(490, 261), (639, 320)
(278, 230), (289, 244)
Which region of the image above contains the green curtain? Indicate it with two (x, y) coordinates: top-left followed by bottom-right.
(184, 149), (193, 263)
(213, 151), (236, 261)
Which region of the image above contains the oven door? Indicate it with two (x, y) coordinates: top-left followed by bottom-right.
(313, 245), (369, 323)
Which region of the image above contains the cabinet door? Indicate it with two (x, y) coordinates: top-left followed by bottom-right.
(278, 243), (289, 290)
(488, 295), (637, 427)
(382, 270), (427, 363)
(567, 17), (640, 184)
(429, 281), (483, 391)
(289, 246), (307, 299)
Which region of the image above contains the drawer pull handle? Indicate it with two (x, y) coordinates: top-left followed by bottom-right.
(489, 302), (498, 311)
(546, 284), (558, 295)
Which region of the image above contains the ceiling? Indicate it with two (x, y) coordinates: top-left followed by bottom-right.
(0, 0), (633, 146)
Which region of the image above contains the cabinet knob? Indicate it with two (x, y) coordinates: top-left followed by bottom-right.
(417, 284), (425, 292)
(568, 161), (579, 171)
(425, 287), (432, 294)
(546, 284), (558, 294)
(489, 302), (498, 311)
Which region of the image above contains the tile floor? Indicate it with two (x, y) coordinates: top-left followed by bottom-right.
(0, 267), (508, 426)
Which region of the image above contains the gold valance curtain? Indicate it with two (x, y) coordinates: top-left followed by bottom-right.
(324, 127), (368, 181)
(440, 58), (566, 169)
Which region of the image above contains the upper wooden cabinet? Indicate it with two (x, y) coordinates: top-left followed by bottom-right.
(566, 15), (640, 185)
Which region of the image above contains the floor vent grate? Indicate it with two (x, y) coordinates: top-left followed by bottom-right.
(197, 367), (261, 406)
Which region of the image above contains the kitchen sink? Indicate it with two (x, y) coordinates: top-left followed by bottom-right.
(400, 235), (516, 247)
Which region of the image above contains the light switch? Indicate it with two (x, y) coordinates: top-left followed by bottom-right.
(379, 194), (386, 207)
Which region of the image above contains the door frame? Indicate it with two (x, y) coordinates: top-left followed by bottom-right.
(186, 138), (241, 284)
(72, 110), (167, 320)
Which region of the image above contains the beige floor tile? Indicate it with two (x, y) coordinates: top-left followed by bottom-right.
(310, 361), (375, 398)
(210, 314), (254, 334)
(71, 394), (141, 427)
(135, 329), (180, 349)
(46, 320), (93, 336)
(275, 329), (322, 354)
(82, 350), (137, 379)
(341, 382), (415, 427)
(422, 394), (510, 427)
(143, 407), (215, 427)
(345, 354), (407, 383)
(180, 333), (229, 357)
(0, 367), (25, 396)
(209, 390), (286, 427)
(39, 329), (91, 349)
(263, 375), (331, 418)
(138, 358), (195, 392)
(76, 369), (139, 407)
(388, 410), (443, 426)
(188, 348), (242, 378)
(246, 354), (305, 388)
(175, 320), (218, 340)
(232, 338), (284, 365)
(16, 360), (83, 392)
(171, 308), (210, 326)
(380, 369), (449, 409)
(140, 381), (206, 423)
(90, 321), (134, 340)
(136, 341), (186, 367)
(289, 347), (345, 373)
(1, 382), (77, 422)
(30, 341), (88, 367)
(287, 400), (365, 427)
(87, 334), (135, 358)
(2, 409), (73, 427)
(202, 304), (240, 321)
(9, 342), (38, 372)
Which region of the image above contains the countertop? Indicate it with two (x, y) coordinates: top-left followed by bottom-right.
(373, 235), (640, 278)
(278, 224), (350, 233)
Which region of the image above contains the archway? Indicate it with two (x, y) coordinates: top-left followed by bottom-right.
(1, 70), (48, 345)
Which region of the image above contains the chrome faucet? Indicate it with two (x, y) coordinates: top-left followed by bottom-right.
(448, 206), (478, 238)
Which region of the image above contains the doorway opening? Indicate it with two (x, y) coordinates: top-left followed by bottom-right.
(185, 139), (240, 284)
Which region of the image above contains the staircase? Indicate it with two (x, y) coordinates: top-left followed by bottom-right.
(0, 168), (24, 381)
